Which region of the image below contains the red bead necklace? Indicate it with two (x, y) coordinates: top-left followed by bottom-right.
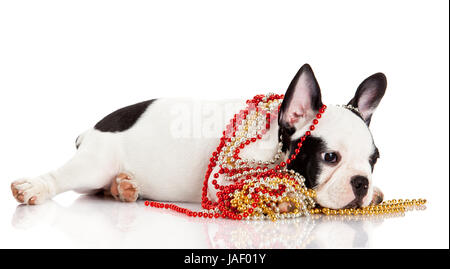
(144, 93), (427, 219)
(144, 93), (327, 221)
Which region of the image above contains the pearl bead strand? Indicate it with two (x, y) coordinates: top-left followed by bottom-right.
(144, 93), (427, 221)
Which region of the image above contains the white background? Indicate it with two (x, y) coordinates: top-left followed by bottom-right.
(0, 0), (448, 248)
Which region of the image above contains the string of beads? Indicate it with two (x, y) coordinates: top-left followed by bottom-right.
(144, 93), (426, 221)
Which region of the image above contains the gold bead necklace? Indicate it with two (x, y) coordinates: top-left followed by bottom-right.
(145, 93), (427, 221)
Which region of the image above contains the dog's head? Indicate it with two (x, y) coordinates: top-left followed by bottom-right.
(278, 64), (386, 209)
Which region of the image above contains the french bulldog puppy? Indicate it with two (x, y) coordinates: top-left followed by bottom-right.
(11, 64), (386, 210)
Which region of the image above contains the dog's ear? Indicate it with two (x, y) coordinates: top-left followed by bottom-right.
(348, 73), (387, 126)
(278, 64), (323, 131)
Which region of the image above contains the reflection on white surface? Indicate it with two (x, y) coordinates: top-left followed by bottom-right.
(10, 194), (427, 249)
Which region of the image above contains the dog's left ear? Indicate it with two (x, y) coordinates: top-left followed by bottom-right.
(348, 73), (387, 126)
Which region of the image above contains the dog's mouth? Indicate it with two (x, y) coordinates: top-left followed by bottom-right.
(342, 190), (384, 209)
(344, 199), (364, 209)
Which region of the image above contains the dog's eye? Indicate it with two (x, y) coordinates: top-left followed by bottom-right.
(322, 152), (338, 163)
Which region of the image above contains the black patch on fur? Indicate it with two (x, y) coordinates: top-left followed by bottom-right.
(75, 135), (80, 149)
(286, 136), (327, 189)
(278, 122), (296, 153)
(94, 99), (156, 133)
(369, 146), (380, 172)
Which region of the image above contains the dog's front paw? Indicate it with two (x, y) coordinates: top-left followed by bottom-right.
(370, 186), (384, 205)
(11, 178), (51, 205)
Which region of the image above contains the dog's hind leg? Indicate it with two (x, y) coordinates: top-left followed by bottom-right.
(11, 130), (121, 205)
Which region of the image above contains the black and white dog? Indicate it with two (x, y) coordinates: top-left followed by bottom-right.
(11, 64), (386, 210)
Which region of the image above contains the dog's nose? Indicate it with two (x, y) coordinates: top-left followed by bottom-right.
(350, 176), (369, 199)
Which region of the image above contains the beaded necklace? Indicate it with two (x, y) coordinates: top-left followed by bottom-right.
(144, 93), (426, 221)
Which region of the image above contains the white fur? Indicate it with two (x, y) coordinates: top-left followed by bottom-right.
(290, 105), (375, 209)
(11, 99), (377, 209)
(12, 98), (281, 204)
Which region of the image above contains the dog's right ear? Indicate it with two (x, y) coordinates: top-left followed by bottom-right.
(278, 64), (323, 132)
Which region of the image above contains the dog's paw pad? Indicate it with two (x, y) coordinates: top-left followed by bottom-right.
(277, 201), (296, 213)
(370, 186), (384, 205)
(11, 179), (47, 205)
(111, 173), (139, 202)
